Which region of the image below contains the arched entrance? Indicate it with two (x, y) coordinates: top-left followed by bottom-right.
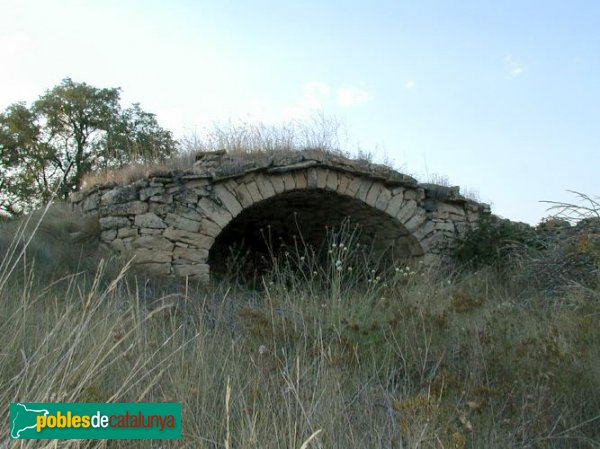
(208, 188), (423, 278)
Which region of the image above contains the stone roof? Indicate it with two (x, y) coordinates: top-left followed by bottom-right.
(190, 150), (486, 209)
(78, 149), (489, 212)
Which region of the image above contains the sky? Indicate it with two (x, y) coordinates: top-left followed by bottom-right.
(1, 0), (599, 224)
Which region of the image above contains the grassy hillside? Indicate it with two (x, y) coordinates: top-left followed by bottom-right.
(1, 204), (599, 448)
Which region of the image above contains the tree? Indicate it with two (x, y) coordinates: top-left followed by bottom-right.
(0, 78), (177, 215)
(33, 78), (122, 198)
(0, 103), (53, 215)
(101, 103), (177, 169)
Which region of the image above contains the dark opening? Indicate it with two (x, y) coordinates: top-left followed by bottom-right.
(208, 189), (421, 280)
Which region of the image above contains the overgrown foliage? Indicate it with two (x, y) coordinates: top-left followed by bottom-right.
(180, 114), (346, 155)
(451, 215), (538, 270)
(0, 78), (176, 215)
(451, 192), (600, 296)
(81, 114), (392, 192)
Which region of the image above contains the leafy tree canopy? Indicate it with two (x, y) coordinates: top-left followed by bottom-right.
(0, 78), (177, 216)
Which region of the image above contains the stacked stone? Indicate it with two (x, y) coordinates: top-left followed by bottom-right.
(71, 151), (491, 282)
(72, 174), (215, 282)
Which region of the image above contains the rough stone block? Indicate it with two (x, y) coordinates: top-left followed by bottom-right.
(132, 235), (174, 251)
(432, 210), (449, 220)
(197, 198), (233, 228)
(165, 213), (201, 232)
(139, 228), (162, 235)
(436, 203), (466, 216)
(122, 237), (134, 249)
(133, 248), (172, 264)
(174, 190), (199, 205)
(412, 221), (436, 241)
(245, 181), (263, 203)
(149, 193), (173, 204)
(316, 169), (328, 189)
(104, 201), (148, 216)
(109, 238), (126, 252)
(99, 216), (130, 230)
(185, 179), (210, 189)
(139, 186), (164, 201)
(282, 173), (296, 191)
(325, 170), (339, 191)
(132, 179), (148, 189)
(375, 187), (392, 211)
(270, 175), (285, 193)
(117, 227), (138, 239)
(337, 174), (351, 195)
(100, 229), (117, 242)
(416, 188), (426, 201)
(346, 176), (362, 196)
(396, 199), (417, 223)
(134, 212), (166, 229)
(214, 184), (243, 216)
(448, 213), (466, 222)
(148, 203), (171, 215)
(100, 186), (138, 205)
(178, 208), (203, 222)
(254, 175), (276, 200)
(420, 232), (444, 252)
(355, 179), (373, 202)
(404, 189), (418, 201)
(307, 168), (318, 188)
(199, 218), (222, 237)
(434, 222), (456, 233)
(83, 193), (98, 212)
(164, 227), (215, 249)
(365, 183), (384, 207)
(467, 212), (480, 222)
(233, 182), (253, 208)
(293, 172), (307, 189)
(173, 246), (209, 263)
(405, 209), (427, 231)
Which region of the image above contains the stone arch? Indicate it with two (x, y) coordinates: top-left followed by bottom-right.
(190, 167), (434, 278)
(71, 151), (490, 282)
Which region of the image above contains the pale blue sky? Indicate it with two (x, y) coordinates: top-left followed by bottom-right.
(1, 0), (598, 224)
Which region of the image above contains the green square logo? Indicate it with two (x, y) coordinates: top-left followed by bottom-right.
(10, 402), (181, 440)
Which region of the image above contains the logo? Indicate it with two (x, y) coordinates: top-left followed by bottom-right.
(10, 403), (181, 440)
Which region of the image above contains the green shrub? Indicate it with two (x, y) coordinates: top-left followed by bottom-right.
(452, 215), (538, 269)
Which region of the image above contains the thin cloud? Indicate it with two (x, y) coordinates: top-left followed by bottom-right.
(284, 81), (331, 119)
(336, 86), (372, 107)
(404, 80), (416, 89)
(303, 81), (331, 108)
(284, 82), (371, 119)
(504, 55), (524, 78)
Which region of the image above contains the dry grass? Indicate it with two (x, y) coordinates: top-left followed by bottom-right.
(81, 116), (352, 191)
(1, 205), (599, 448)
(81, 117), (481, 210)
(80, 116), (411, 194)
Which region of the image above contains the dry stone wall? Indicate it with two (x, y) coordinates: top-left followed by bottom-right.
(71, 150), (490, 282)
